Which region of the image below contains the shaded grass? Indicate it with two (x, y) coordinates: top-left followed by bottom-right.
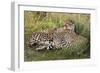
(24, 11), (90, 61)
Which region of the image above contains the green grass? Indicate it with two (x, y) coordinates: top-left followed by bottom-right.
(24, 34), (90, 61)
(24, 11), (90, 61)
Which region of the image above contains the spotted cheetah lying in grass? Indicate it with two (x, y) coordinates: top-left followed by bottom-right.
(29, 19), (88, 51)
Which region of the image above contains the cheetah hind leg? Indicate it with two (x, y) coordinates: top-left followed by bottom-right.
(35, 41), (54, 51)
(35, 46), (47, 51)
(35, 45), (54, 51)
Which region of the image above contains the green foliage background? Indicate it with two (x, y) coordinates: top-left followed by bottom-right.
(24, 11), (90, 61)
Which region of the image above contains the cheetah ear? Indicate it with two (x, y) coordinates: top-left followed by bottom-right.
(69, 19), (74, 24)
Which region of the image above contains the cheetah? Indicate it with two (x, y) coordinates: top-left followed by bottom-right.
(29, 19), (82, 50)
